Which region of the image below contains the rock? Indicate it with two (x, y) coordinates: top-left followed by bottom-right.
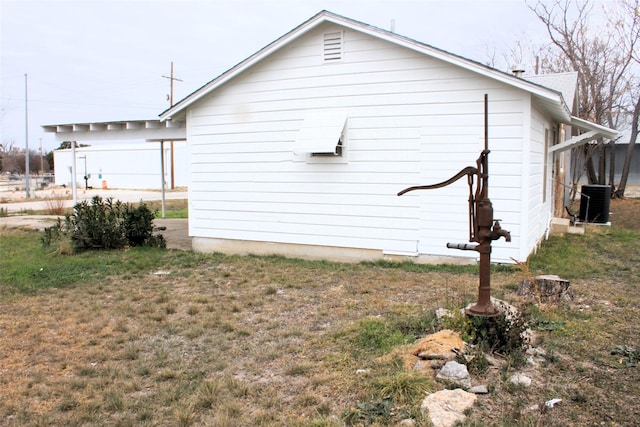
(526, 356), (539, 366)
(421, 388), (477, 427)
(484, 353), (504, 367)
(469, 385), (488, 394)
(414, 359), (444, 371)
(517, 275), (573, 302)
(397, 419), (416, 427)
(153, 270), (171, 275)
(545, 398), (562, 408)
(436, 361), (471, 389)
(411, 330), (465, 360)
(526, 347), (547, 357)
(435, 308), (453, 319)
(417, 351), (458, 361)
(508, 373), (532, 387)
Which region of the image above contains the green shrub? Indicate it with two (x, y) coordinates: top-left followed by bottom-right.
(122, 202), (164, 247)
(441, 307), (529, 366)
(42, 196), (165, 252)
(71, 197), (128, 250)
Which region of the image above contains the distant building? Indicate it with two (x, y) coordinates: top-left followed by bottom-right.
(53, 141), (187, 190)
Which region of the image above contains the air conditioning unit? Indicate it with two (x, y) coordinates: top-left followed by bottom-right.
(579, 185), (611, 223)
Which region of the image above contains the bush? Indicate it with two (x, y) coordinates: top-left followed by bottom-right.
(42, 196), (165, 252)
(441, 306), (529, 366)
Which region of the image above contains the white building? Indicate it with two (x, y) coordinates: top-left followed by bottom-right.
(45, 11), (617, 264)
(53, 141), (188, 190)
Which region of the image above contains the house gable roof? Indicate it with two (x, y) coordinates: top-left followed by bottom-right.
(159, 10), (616, 141)
(525, 71), (579, 114)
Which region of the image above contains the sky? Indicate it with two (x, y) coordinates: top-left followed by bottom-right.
(1, 0), (551, 152)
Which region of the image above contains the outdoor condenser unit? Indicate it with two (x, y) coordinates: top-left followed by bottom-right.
(579, 184), (611, 224)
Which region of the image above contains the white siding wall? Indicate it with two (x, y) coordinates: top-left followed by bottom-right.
(417, 93), (527, 263)
(523, 101), (554, 258)
(187, 22), (528, 262)
(54, 143), (189, 190)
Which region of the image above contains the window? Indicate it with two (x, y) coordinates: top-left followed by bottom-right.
(294, 111), (348, 161)
(323, 31), (343, 62)
(311, 139), (343, 157)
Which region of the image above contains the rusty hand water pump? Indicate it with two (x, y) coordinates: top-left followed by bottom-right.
(398, 94), (511, 316)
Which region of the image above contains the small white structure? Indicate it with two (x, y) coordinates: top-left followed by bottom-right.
(53, 141), (188, 190)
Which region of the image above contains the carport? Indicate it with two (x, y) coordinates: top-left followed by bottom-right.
(42, 119), (186, 217)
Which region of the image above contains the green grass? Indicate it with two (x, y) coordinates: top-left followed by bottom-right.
(156, 207), (188, 219)
(0, 230), (208, 294)
(529, 227), (640, 280)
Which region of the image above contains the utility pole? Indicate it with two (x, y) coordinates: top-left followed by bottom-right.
(162, 62), (182, 189)
(24, 73), (30, 199)
(40, 138), (44, 174)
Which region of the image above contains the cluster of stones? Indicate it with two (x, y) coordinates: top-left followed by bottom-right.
(404, 306), (551, 427)
(394, 280), (573, 427)
(402, 329), (483, 427)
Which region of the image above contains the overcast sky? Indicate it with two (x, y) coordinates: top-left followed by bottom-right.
(1, 0), (551, 152)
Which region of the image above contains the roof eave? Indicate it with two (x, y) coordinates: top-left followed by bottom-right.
(570, 116), (618, 140)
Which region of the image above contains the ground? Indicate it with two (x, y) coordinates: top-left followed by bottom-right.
(0, 197), (638, 426)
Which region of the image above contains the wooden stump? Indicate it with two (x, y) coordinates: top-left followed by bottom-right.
(516, 275), (573, 302)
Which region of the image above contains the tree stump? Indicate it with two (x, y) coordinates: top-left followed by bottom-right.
(516, 275), (573, 302)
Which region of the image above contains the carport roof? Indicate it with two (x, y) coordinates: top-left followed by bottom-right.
(42, 118), (186, 142)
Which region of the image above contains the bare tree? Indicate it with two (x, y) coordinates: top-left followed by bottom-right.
(0, 141), (49, 175)
(528, 0), (639, 196)
(611, 0), (640, 196)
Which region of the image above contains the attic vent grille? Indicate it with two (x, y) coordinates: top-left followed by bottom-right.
(323, 31), (343, 61)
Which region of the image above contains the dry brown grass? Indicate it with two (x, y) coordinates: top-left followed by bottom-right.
(0, 198), (638, 425)
(41, 191), (69, 215)
(0, 252), (479, 425)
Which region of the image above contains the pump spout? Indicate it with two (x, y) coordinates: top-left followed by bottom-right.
(490, 220), (511, 242)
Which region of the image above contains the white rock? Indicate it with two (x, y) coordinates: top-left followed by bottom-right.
(508, 373), (532, 387)
(545, 398), (562, 408)
(526, 356), (539, 366)
(153, 270), (171, 275)
(436, 308), (453, 319)
(436, 361), (472, 389)
(421, 389), (477, 427)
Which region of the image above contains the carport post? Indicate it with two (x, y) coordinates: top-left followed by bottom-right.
(160, 141), (166, 218)
(71, 141), (78, 205)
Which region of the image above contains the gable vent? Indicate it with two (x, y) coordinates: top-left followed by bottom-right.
(323, 31), (343, 61)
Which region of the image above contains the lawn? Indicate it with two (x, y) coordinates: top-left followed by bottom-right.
(0, 199), (638, 426)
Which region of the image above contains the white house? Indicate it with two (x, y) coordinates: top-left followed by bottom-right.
(46, 11), (617, 264)
(53, 141), (188, 190)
